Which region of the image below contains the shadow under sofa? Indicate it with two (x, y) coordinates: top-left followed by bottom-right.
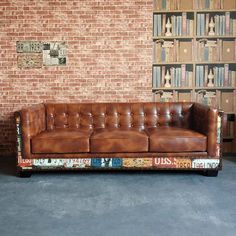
(15, 102), (223, 177)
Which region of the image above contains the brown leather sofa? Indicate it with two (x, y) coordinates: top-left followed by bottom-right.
(15, 102), (223, 177)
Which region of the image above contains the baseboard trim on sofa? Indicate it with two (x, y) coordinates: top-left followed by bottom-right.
(17, 157), (221, 172)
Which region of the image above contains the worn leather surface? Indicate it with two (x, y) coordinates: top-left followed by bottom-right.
(146, 127), (207, 152)
(31, 152), (208, 159)
(18, 104), (46, 159)
(32, 129), (92, 153)
(90, 128), (148, 153)
(45, 102), (193, 130)
(192, 103), (219, 157)
(16, 102), (220, 157)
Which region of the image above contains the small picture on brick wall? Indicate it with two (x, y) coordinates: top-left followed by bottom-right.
(16, 41), (67, 68)
(16, 41), (43, 53)
(17, 53), (43, 69)
(43, 42), (66, 66)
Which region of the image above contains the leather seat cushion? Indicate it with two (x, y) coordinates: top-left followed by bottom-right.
(31, 129), (92, 153)
(90, 128), (149, 153)
(146, 127), (207, 152)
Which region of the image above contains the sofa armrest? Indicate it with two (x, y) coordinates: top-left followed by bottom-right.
(15, 104), (46, 159)
(193, 103), (223, 157)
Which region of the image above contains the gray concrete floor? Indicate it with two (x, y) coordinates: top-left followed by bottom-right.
(0, 156), (236, 236)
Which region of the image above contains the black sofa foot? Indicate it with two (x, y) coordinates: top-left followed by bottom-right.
(17, 171), (32, 178)
(203, 170), (218, 177)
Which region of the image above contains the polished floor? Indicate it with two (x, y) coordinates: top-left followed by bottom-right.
(0, 156), (236, 236)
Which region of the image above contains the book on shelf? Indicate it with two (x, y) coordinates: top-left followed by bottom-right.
(160, 91), (175, 102)
(152, 65), (193, 88)
(178, 91), (193, 102)
(154, 0), (193, 10)
(153, 13), (194, 37)
(153, 40), (175, 62)
(222, 40), (236, 61)
(178, 40), (193, 61)
(196, 39), (219, 61)
(153, 91), (178, 102)
(221, 92), (234, 112)
(153, 39), (193, 62)
(193, 0), (236, 10)
(222, 113), (235, 138)
(196, 39), (236, 62)
(195, 64), (236, 87)
(197, 12), (236, 36)
(197, 90), (218, 107)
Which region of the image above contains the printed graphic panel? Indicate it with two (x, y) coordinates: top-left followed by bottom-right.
(175, 158), (192, 168)
(32, 159), (91, 169)
(153, 157), (177, 168)
(19, 159), (33, 167)
(123, 158), (153, 168)
(16, 41), (43, 53)
(192, 159), (220, 169)
(17, 53), (42, 68)
(91, 158), (122, 168)
(17, 158), (221, 170)
(43, 42), (66, 66)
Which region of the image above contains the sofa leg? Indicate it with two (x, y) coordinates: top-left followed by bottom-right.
(17, 170), (32, 178)
(203, 170), (218, 177)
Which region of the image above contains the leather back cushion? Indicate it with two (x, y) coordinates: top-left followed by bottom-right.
(45, 103), (193, 130)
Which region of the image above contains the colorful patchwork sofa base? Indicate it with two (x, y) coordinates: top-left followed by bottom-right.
(15, 102), (223, 177)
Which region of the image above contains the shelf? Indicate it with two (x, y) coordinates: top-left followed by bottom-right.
(153, 62), (193, 65)
(195, 61), (236, 64)
(196, 36), (236, 39)
(153, 10), (195, 13)
(153, 62), (236, 65)
(223, 137), (234, 141)
(196, 9), (236, 13)
(153, 9), (236, 13)
(224, 112), (235, 115)
(195, 87), (235, 90)
(152, 87), (192, 91)
(153, 36), (194, 40)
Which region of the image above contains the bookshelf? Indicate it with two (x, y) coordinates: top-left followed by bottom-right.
(152, 0), (236, 153)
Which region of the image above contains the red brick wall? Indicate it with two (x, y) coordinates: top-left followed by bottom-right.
(0, 0), (153, 156)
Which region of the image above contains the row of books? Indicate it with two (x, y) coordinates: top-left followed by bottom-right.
(196, 91), (234, 112)
(153, 65), (193, 88)
(154, 0), (192, 10)
(195, 65), (236, 87)
(153, 39), (235, 63)
(153, 90), (235, 112)
(153, 90), (216, 104)
(153, 14), (194, 37)
(154, 0), (235, 10)
(195, 39), (235, 62)
(197, 13), (236, 36)
(194, 0), (235, 10)
(153, 40), (193, 62)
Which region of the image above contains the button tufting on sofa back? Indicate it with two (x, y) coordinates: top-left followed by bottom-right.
(45, 103), (194, 130)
